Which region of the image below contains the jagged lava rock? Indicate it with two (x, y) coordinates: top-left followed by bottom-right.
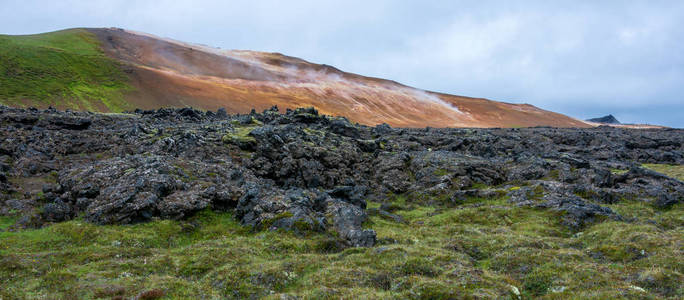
(1, 105), (683, 247)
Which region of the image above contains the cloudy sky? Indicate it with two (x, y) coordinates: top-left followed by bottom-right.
(2, 0), (683, 127)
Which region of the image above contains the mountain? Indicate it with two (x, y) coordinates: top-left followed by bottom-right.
(587, 114), (621, 124)
(0, 28), (590, 128)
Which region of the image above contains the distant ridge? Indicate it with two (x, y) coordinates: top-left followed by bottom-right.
(587, 115), (621, 124)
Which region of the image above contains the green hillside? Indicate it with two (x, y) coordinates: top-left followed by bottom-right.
(0, 29), (133, 111)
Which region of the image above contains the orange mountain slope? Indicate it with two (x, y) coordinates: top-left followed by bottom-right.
(90, 28), (592, 128)
(10, 27), (593, 128)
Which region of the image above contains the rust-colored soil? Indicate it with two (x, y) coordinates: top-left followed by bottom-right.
(88, 28), (591, 128)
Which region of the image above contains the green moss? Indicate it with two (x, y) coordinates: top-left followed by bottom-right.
(260, 211), (295, 229)
(470, 182), (489, 189)
(546, 169), (560, 180)
(303, 127), (325, 137)
(293, 220), (315, 232)
(47, 170), (59, 183)
(0, 193), (681, 298)
(385, 193), (409, 207)
(0, 29), (134, 111)
(432, 169), (448, 177)
(532, 184), (544, 197)
(407, 192), (456, 207)
(637, 267), (682, 297)
(401, 258), (439, 277)
(0, 216), (16, 230)
(574, 188), (598, 200)
(522, 268), (553, 296)
(409, 280), (465, 299)
(610, 168), (629, 175)
(249, 117), (263, 125)
(222, 126), (257, 144)
(642, 163), (684, 181)
(173, 163), (199, 183)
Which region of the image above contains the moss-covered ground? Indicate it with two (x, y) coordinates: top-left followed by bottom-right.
(0, 29), (133, 111)
(643, 163), (684, 181)
(1, 187), (682, 299)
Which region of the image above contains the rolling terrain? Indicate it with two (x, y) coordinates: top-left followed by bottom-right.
(1, 28), (590, 128)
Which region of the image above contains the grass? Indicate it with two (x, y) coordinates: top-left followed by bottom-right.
(642, 164), (684, 181)
(610, 168), (629, 175)
(1, 196), (681, 299)
(0, 28), (133, 111)
(222, 125), (259, 151)
(223, 126), (257, 143)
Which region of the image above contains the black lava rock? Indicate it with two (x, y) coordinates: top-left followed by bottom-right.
(0, 106), (682, 245)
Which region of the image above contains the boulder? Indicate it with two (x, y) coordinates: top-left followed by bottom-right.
(42, 199), (73, 222)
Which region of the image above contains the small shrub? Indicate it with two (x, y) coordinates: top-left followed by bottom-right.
(41, 269), (78, 292)
(638, 268), (681, 297)
(93, 285), (126, 298)
(401, 258), (439, 277)
(50, 222), (99, 246)
(523, 270), (553, 296)
(369, 272), (393, 290)
(314, 237), (346, 253)
(178, 252), (225, 278)
(410, 280), (462, 300)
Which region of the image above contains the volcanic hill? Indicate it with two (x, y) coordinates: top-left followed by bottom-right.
(0, 28), (590, 128)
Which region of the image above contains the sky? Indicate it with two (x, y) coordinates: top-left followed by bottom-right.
(2, 0), (683, 127)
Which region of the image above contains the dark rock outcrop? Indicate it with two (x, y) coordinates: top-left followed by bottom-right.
(1, 105), (682, 246)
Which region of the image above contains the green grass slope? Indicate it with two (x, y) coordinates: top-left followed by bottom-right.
(0, 28), (133, 111)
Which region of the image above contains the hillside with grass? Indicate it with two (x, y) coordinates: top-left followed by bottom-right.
(0, 28), (591, 128)
(0, 29), (133, 111)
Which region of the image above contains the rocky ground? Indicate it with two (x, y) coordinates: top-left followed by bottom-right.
(0, 105), (682, 299)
